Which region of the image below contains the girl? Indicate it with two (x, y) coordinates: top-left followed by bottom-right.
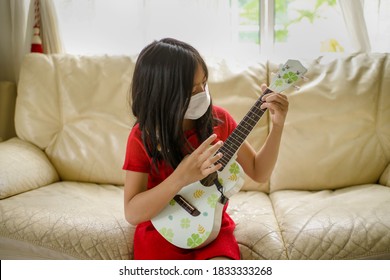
(123, 38), (288, 260)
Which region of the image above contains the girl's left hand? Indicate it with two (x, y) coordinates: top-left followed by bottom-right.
(260, 84), (289, 128)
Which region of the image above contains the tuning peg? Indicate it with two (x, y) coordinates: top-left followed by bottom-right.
(271, 72), (282, 79)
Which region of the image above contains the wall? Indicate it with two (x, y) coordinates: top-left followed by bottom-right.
(0, 0), (15, 83)
(0, 1), (18, 141)
(0, 81), (17, 141)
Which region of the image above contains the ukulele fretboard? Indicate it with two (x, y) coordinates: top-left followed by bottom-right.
(216, 88), (273, 170)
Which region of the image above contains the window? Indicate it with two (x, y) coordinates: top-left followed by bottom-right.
(273, 0), (348, 56)
(237, 0), (349, 57)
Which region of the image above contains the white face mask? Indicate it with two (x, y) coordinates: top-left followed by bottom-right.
(184, 86), (211, 120)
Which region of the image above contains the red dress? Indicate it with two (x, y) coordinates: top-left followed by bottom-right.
(123, 106), (240, 260)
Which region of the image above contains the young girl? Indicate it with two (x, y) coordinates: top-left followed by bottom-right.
(123, 38), (288, 260)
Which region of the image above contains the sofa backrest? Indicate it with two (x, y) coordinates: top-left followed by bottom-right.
(15, 54), (270, 190)
(269, 53), (390, 192)
(15, 53), (389, 192)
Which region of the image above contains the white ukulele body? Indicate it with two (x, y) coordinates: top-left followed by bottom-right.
(151, 156), (244, 249)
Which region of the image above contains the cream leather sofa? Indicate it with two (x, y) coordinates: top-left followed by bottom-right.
(1, 53), (389, 260)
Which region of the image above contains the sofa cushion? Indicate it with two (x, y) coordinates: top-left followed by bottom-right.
(270, 53), (390, 191)
(0, 181), (133, 259)
(270, 184), (390, 259)
(0, 181), (284, 260)
(229, 191), (287, 259)
(16, 54), (135, 185)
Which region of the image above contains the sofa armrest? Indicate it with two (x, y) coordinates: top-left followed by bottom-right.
(0, 138), (59, 199)
(380, 164), (390, 187)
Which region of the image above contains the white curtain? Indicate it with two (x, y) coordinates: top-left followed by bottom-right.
(26, 0), (63, 54)
(338, 0), (371, 52)
(364, 0), (390, 52)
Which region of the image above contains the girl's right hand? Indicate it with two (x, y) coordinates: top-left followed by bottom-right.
(175, 134), (223, 187)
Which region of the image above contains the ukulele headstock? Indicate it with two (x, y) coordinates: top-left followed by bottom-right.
(268, 60), (307, 93)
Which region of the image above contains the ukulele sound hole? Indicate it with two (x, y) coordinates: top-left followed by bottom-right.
(200, 171), (218, 187)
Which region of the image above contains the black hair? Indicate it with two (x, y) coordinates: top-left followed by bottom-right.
(131, 38), (216, 169)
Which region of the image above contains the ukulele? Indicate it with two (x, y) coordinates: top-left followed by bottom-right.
(151, 59), (307, 249)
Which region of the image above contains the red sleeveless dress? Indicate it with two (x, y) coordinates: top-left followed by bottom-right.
(123, 106), (240, 260)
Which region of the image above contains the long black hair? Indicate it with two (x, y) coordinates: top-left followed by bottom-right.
(131, 38), (216, 169)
